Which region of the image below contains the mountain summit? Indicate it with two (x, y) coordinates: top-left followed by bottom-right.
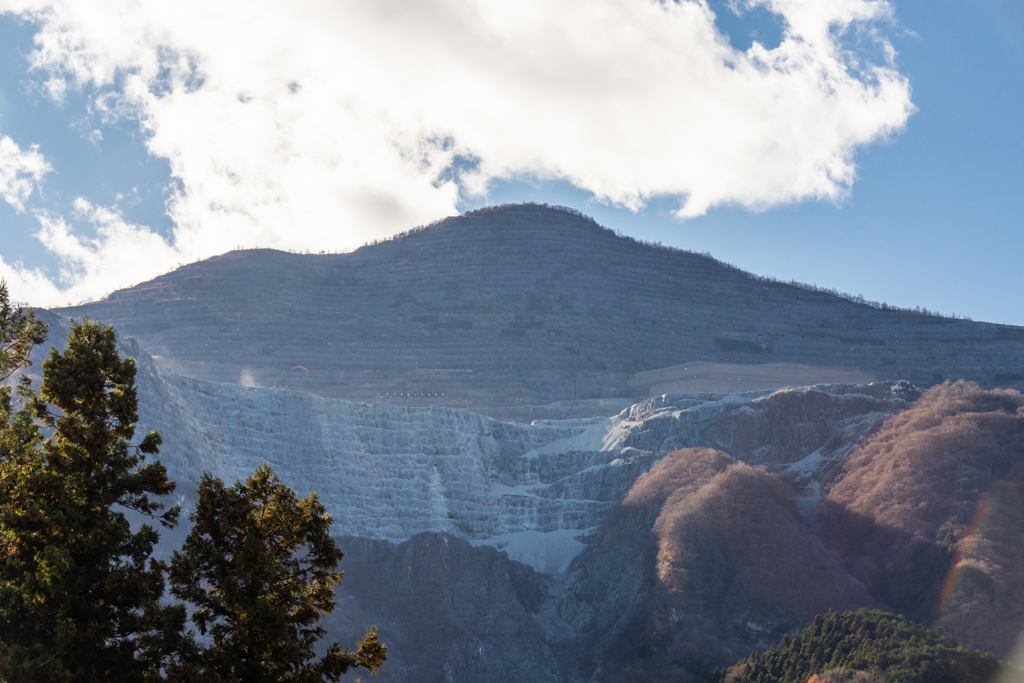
(57, 204), (1024, 409)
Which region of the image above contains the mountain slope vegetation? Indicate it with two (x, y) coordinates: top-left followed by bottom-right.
(819, 381), (1024, 658)
(561, 448), (877, 683)
(560, 383), (1024, 681)
(708, 610), (1022, 683)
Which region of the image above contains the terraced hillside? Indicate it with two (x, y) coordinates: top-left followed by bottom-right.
(56, 204), (1024, 410)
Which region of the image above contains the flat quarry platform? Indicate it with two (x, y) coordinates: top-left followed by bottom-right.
(628, 362), (878, 396)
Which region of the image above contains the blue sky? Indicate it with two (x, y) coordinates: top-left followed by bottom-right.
(0, 0), (1021, 325)
(472, 0), (1024, 324)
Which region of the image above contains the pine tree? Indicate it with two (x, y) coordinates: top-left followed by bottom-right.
(168, 464), (386, 683)
(0, 310), (188, 682)
(0, 280), (47, 390)
(706, 610), (1022, 683)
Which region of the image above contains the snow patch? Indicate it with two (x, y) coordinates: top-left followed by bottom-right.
(794, 481), (823, 526)
(527, 416), (630, 456)
(473, 528), (591, 575)
(783, 448), (826, 476)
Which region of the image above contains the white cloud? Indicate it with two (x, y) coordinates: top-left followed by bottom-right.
(0, 199), (180, 306)
(42, 75), (66, 103)
(0, 135), (51, 211)
(0, 0), (913, 305)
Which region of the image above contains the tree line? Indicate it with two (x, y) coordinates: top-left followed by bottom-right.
(0, 282), (385, 682)
(704, 610), (1022, 683)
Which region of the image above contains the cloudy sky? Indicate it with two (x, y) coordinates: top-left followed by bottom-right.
(0, 0), (1020, 324)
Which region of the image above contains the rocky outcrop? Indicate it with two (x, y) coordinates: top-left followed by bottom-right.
(27, 312), (913, 568)
(324, 533), (580, 683)
(619, 382), (917, 467)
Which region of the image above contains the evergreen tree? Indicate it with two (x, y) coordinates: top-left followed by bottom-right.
(705, 610), (1024, 683)
(0, 279), (46, 394)
(168, 464), (385, 683)
(0, 310), (188, 682)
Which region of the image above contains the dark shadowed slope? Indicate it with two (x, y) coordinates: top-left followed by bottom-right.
(55, 204), (1024, 409)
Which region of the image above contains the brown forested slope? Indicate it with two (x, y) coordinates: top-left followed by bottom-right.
(556, 384), (1024, 680)
(818, 381), (1024, 660)
(559, 448), (877, 683)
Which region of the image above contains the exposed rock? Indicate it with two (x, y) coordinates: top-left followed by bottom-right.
(26, 311), (912, 570)
(323, 533), (579, 683)
(618, 384), (915, 494)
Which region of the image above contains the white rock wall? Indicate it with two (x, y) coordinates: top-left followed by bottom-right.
(17, 317), (912, 574)
(132, 339), (624, 542)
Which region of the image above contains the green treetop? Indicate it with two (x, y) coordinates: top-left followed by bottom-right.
(1, 283), (382, 681)
(169, 464), (386, 683)
(707, 610), (1024, 683)
(0, 308), (187, 682)
(0, 280), (47, 392)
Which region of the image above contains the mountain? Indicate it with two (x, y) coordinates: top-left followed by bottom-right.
(21, 204), (1024, 681)
(55, 204), (1024, 412)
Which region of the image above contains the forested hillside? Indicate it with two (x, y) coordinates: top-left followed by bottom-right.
(708, 610), (1022, 683)
(819, 381), (1024, 657)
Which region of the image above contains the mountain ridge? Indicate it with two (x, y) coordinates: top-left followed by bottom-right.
(53, 203), (1024, 411)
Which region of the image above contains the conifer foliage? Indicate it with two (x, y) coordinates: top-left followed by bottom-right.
(707, 610), (1023, 683)
(0, 281), (46, 386)
(0, 283), (383, 682)
(0, 311), (187, 681)
(168, 465), (386, 682)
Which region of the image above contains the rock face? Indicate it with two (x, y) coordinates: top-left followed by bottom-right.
(54, 204), (1024, 410)
(127, 335), (914, 562)
(324, 533), (579, 683)
(20, 314), (926, 681)
(28, 312), (908, 563)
